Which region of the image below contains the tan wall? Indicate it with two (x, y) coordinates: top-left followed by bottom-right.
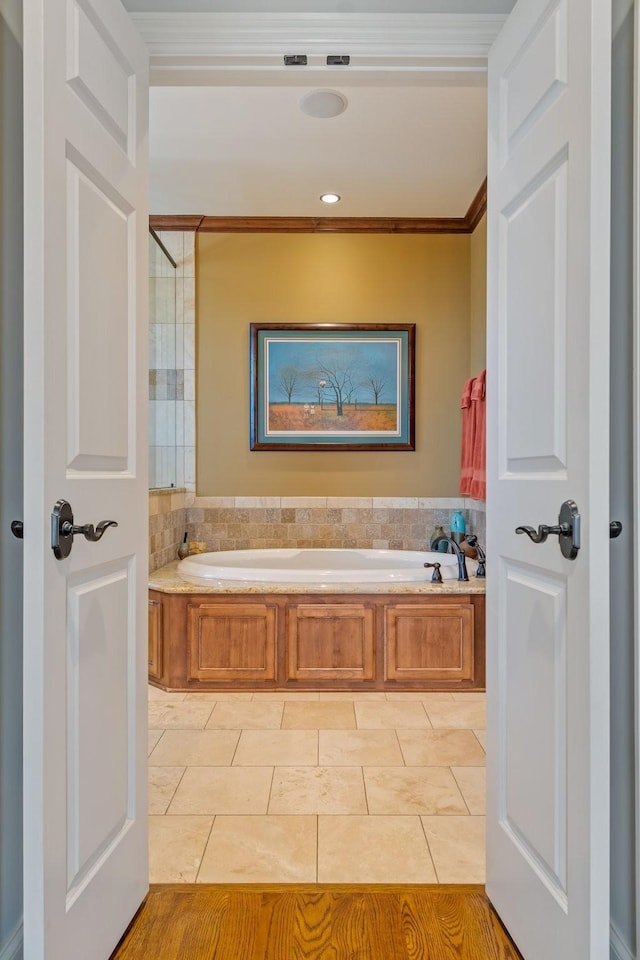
(469, 213), (487, 375)
(196, 232), (471, 497)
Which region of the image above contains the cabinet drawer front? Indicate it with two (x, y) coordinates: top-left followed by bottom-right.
(148, 598), (163, 680)
(187, 603), (277, 682)
(287, 603), (375, 682)
(385, 603), (474, 682)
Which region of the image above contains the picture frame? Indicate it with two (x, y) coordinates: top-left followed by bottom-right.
(250, 323), (415, 451)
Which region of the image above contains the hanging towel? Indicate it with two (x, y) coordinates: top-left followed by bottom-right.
(469, 369), (486, 501)
(459, 377), (476, 496)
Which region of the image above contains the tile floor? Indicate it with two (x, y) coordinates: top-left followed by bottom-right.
(148, 687), (486, 884)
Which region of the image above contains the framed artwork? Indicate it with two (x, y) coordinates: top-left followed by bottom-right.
(250, 323), (415, 451)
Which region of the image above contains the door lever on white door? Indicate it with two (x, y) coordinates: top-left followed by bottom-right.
(51, 499), (117, 560)
(515, 499), (581, 560)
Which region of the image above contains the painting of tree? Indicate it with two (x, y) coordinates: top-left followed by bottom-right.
(250, 323), (415, 451)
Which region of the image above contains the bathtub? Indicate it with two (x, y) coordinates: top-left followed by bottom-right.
(178, 548), (474, 584)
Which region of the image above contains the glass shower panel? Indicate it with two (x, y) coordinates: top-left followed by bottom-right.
(148, 232), (177, 488)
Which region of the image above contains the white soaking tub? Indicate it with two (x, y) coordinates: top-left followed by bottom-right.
(178, 548), (474, 585)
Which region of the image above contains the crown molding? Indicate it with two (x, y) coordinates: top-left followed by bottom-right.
(149, 179), (487, 235)
(132, 13), (505, 85)
(466, 177), (487, 232)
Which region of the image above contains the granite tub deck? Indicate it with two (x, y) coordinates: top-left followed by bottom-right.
(149, 562), (486, 694)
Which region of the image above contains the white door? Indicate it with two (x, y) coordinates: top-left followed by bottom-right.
(23, 1), (149, 957)
(486, 0), (610, 958)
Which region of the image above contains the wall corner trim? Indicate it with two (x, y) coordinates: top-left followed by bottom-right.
(610, 922), (636, 960)
(0, 920), (23, 960)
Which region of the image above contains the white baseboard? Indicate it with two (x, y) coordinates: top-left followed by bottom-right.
(611, 922), (636, 960)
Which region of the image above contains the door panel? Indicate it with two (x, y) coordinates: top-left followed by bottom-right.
(487, 0), (611, 956)
(23, 0), (148, 957)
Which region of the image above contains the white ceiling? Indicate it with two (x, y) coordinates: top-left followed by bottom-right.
(149, 83), (488, 217)
(140, 4), (502, 217)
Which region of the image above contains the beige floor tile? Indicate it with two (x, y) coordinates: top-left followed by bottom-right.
(318, 816), (437, 883)
(364, 766), (468, 815)
(148, 815), (213, 883)
(167, 766), (273, 815)
(452, 766), (486, 814)
(233, 730), (318, 766)
(250, 692), (320, 701)
(473, 729), (487, 751)
(419, 693), (456, 703)
(386, 692), (454, 702)
(318, 691), (387, 701)
(148, 766), (185, 814)
(421, 816), (485, 883)
(319, 730), (404, 766)
(397, 729), (486, 767)
(148, 701), (215, 730)
(149, 729), (240, 766)
(451, 692), (486, 702)
(205, 701), (283, 730)
(184, 692), (253, 701)
(197, 816), (317, 883)
(423, 700), (486, 730)
(147, 686), (187, 702)
(282, 702), (356, 730)
(355, 702), (431, 730)
(269, 766), (367, 814)
(148, 730), (163, 756)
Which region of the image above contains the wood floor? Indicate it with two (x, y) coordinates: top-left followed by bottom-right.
(111, 884), (522, 960)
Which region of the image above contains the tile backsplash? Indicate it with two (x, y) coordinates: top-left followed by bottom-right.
(150, 492), (486, 570)
(149, 488), (187, 572)
(183, 496), (486, 554)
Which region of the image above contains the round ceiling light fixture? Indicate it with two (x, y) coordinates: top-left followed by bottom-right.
(299, 89), (348, 119)
(320, 193), (341, 204)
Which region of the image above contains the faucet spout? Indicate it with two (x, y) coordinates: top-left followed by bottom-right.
(431, 535), (469, 581)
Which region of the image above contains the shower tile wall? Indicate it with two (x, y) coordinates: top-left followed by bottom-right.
(149, 231), (196, 490)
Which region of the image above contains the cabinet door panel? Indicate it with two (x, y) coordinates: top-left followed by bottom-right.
(287, 604), (375, 682)
(385, 603), (474, 682)
(188, 603), (277, 682)
(148, 598), (163, 681)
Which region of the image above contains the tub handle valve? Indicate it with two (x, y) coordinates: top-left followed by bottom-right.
(51, 499), (117, 560)
(423, 561), (443, 584)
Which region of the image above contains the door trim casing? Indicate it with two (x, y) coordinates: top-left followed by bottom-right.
(131, 12), (506, 86)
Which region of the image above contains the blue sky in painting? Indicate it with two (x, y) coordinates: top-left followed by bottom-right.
(266, 337), (399, 405)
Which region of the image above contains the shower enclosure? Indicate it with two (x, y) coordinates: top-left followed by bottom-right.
(148, 230), (179, 489)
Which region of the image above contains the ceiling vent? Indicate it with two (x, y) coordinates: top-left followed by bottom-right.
(284, 54), (307, 66)
(327, 55), (350, 66)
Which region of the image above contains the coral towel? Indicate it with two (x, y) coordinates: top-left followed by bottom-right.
(459, 371), (486, 500)
(459, 377), (476, 496)
(469, 370), (486, 500)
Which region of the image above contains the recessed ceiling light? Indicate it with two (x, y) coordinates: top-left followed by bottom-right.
(300, 90), (348, 119)
(320, 193), (341, 204)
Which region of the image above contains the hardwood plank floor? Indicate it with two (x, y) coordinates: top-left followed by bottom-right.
(111, 884), (522, 959)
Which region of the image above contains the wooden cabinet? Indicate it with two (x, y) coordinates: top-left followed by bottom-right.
(384, 603), (474, 683)
(187, 602), (277, 683)
(286, 603), (375, 682)
(148, 597), (163, 681)
(148, 590), (485, 692)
